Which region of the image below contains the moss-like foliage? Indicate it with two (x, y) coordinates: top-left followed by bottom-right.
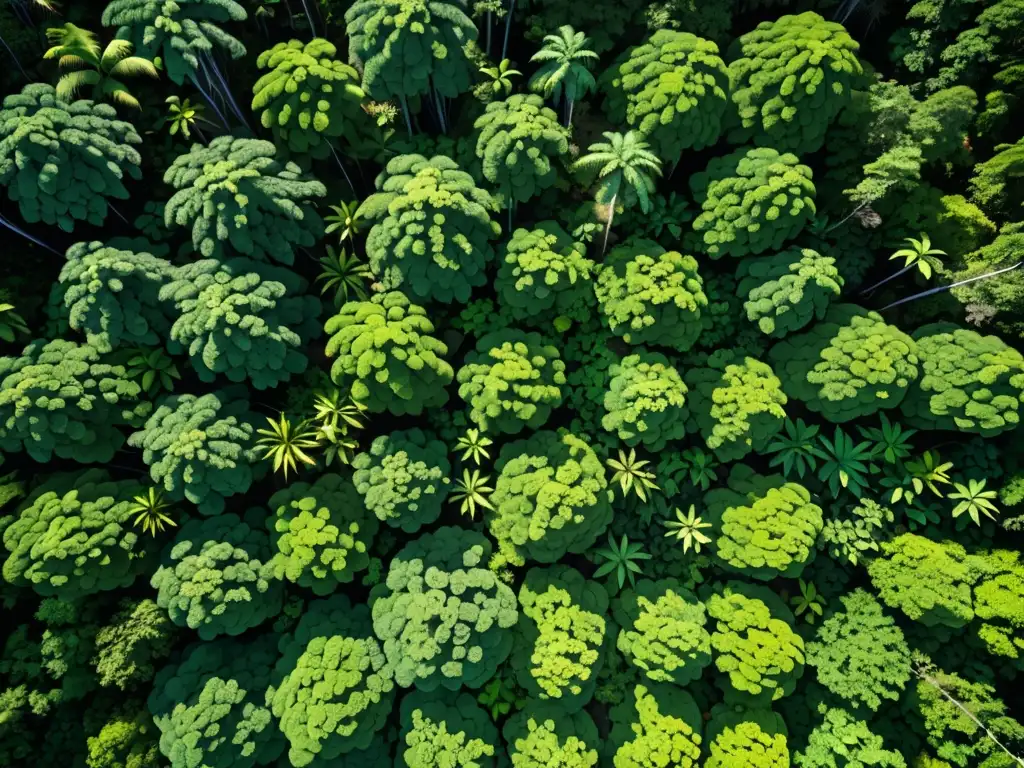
(685, 349), (788, 462)
(0, 84), (141, 231)
(867, 533), (976, 629)
(93, 597), (176, 691)
(161, 259), (321, 390)
(770, 304), (920, 423)
(163, 136), (325, 265)
(594, 240), (708, 352)
(397, 690), (499, 768)
(901, 323), (1024, 436)
(738, 248), (844, 338)
(474, 94), (570, 204)
(0, 339), (149, 463)
(345, 0), (477, 101)
(971, 549), (1024, 665)
(727, 12), (865, 154)
(602, 351), (687, 451)
(503, 703), (599, 768)
(2, 470), (150, 599)
(269, 594), (395, 766)
(510, 565), (608, 710)
(608, 683), (703, 768)
(690, 147), (816, 259)
(325, 291), (454, 415)
(59, 239), (174, 353)
(495, 222), (596, 327)
(612, 578), (712, 686)
(705, 465), (822, 580)
(819, 499), (893, 567)
(252, 38), (368, 159)
(603, 30), (730, 159)
(488, 431), (613, 568)
(359, 154), (500, 303)
(457, 330), (567, 435)
(370, 526), (518, 691)
(706, 581), (805, 703)
(151, 512), (282, 640)
(704, 706), (789, 768)
(267, 473), (378, 594)
(128, 391), (260, 516)
(795, 707), (905, 768)
(805, 589), (911, 712)
(352, 428), (450, 533)
(148, 635), (283, 768)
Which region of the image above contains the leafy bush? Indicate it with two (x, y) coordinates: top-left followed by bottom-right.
(737, 248), (844, 338)
(488, 431), (613, 568)
(612, 578), (712, 685)
(602, 351), (687, 451)
(352, 428), (451, 533)
(151, 512), (282, 640)
(510, 565), (608, 709)
(397, 689), (499, 768)
(324, 291), (454, 415)
(93, 598), (176, 691)
(594, 239), (708, 351)
(690, 147), (816, 259)
(267, 473), (379, 594)
(608, 683), (703, 768)
(502, 703), (600, 768)
(370, 526), (518, 691)
(704, 706), (789, 768)
(795, 707), (906, 768)
(457, 330), (567, 435)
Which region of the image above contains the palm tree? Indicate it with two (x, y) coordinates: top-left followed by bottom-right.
(573, 131), (662, 256)
(529, 25), (598, 129)
(44, 22), (158, 109)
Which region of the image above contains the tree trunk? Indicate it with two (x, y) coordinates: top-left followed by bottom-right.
(567, 99), (574, 130)
(859, 263), (915, 295)
(501, 0), (515, 61)
(399, 94), (414, 135)
(486, 12), (492, 56)
(601, 192), (617, 258)
(881, 262), (1024, 311)
(0, 215), (60, 255)
(0, 35), (29, 82)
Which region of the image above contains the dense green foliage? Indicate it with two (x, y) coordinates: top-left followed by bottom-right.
(2, 2), (1023, 766)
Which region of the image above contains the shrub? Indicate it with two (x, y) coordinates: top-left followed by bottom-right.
(602, 351), (687, 451)
(609, 683), (703, 768)
(502, 703), (600, 768)
(397, 690), (499, 768)
(704, 706), (789, 768)
(737, 248), (844, 338)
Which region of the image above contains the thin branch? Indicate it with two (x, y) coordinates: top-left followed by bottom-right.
(880, 262), (1023, 311)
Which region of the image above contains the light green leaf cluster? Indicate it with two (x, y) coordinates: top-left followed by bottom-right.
(594, 240), (708, 351)
(253, 38), (368, 158)
(147, 635), (282, 768)
(324, 291), (454, 415)
(163, 136), (326, 265)
(900, 323), (1024, 436)
(346, 0), (477, 100)
(969, 135), (1024, 218)
(457, 330), (567, 435)
(968, 549), (1024, 663)
(705, 465), (822, 580)
(867, 533), (976, 628)
(706, 581), (805, 703)
(704, 707), (789, 768)
(738, 248), (844, 338)
(503, 703), (600, 768)
(805, 589), (911, 711)
(609, 683), (703, 768)
(2, 470), (149, 599)
(795, 707), (906, 768)
(685, 349), (788, 462)
(59, 240), (174, 353)
(352, 428), (450, 533)
(494, 222), (595, 326)
(269, 595), (395, 766)
(128, 391), (260, 516)
(151, 513), (282, 640)
(727, 12), (865, 154)
(0, 84), (142, 231)
(102, 0), (247, 85)
(93, 598), (176, 691)
(511, 566), (608, 709)
(85, 710), (161, 768)
(398, 690), (499, 768)
(488, 431), (613, 568)
(819, 499), (894, 566)
(603, 30), (730, 158)
(161, 259), (321, 390)
(612, 578), (712, 685)
(0, 339), (149, 463)
(370, 526), (518, 691)
(602, 351), (688, 451)
(474, 94), (570, 203)
(691, 147), (816, 259)
(267, 473), (379, 594)
(770, 304), (920, 423)
(360, 154), (500, 302)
